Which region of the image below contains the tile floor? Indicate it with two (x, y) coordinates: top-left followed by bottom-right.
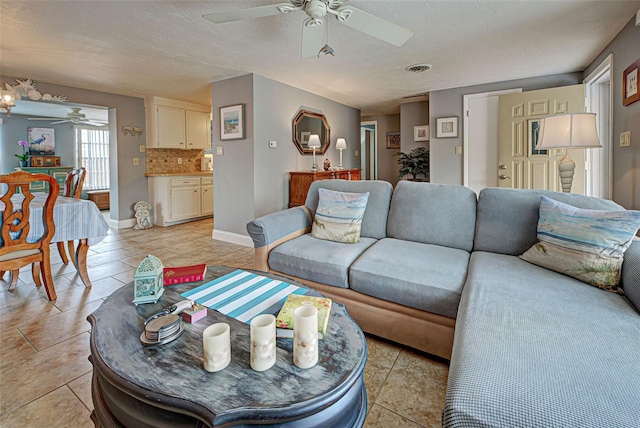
(0, 217), (449, 427)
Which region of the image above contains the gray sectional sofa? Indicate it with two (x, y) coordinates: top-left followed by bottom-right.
(247, 179), (640, 427)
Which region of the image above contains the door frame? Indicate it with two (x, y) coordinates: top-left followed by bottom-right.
(360, 120), (378, 180)
(462, 88), (521, 188)
(584, 54), (613, 199)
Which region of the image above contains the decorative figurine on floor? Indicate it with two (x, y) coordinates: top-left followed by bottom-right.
(323, 158), (331, 171)
(133, 201), (153, 230)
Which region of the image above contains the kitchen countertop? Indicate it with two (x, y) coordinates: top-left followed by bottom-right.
(145, 171), (212, 177)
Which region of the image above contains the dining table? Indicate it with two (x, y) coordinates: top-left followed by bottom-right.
(0, 193), (110, 290)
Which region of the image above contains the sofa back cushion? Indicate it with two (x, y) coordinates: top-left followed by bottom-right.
(475, 187), (624, 256)
(387, 182), (477, 252)
(306, 180), (392, 239)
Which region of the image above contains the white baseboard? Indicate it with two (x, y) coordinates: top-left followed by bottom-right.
(212, 229), (254, 247)
(109, 218), (137, 229)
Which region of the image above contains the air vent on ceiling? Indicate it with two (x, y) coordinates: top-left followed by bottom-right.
(405, 64), (431, 73)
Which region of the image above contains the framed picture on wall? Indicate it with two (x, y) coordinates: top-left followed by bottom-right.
(413, 125), (429, 142)
(436, 117), (458, 138)
(623, 59), (639, 106)
(27, 127), (55, 155)
(386, 132), (400, 149)
(300, 131), (311, 148)
(220, 104), (245, 140)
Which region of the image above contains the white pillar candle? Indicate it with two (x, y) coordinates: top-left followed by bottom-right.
(250, 314), (277, 371)
(203, 323), (231, 372)
(293, 305), (318, 369)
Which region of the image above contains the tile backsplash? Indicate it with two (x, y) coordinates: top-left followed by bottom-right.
(146, 148), (205, 173)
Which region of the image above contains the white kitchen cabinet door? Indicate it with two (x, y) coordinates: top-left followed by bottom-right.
(157, 106), (186, 149)
(186, 111), (211, 149)
(201, 185), (213, 216)
(170, 186), (201, 220)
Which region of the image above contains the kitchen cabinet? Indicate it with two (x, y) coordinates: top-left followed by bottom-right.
(148, 175), (213, 226)
(145, 97), (211, 150)
(21, 166), (73, 193)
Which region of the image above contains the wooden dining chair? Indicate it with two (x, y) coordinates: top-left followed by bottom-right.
(0, 171), (60, 300)
(57, 167), (86, 266)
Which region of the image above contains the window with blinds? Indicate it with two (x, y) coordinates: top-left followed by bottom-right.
(75, 127), (110, 191)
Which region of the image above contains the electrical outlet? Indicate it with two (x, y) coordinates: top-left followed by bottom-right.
(216, 146), (224, 156)
(132, 158), (139, 165)
(177, 158), (182, 164)
(139, 145), (145, 153)
(269, 140), (277, 148)
(620, 131), (631, 147)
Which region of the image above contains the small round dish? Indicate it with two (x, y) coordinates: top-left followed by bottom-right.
(140, 314), (185, 346)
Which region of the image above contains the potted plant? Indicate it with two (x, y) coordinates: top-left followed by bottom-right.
(15, 140), (29, 167)
(396, 147), (429, 181)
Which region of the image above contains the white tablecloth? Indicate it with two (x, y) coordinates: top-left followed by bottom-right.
(0, 194), (109, 246)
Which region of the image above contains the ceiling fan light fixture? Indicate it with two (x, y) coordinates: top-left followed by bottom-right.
(405, 64), (432, 73)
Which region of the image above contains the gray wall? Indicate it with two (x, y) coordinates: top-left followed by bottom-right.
(0, 76), (146, 221)
(584, 16), (640, 210)
(362, 113), (400, 186)
(429, 72), (582, 185)
(212, 74), (254, 236)
(212, 73), (361, 236)
(0, 115), (75, 171)
(400, 101), (429, 153)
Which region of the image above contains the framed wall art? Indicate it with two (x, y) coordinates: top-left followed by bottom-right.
(623, 59), (639, 106)
(386, 132), (400, 149)
(413, 125), (429, 142)
(220, 104), (245, 140)
(27, 127), (55, 155)
(436, 117), (458, 138)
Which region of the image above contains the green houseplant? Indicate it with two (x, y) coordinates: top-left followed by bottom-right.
(396, 147), (429, 181)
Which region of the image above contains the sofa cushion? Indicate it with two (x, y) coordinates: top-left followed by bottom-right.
(349, 238), (469, 318)
(387, 181), (477, 252)
(305, 180), (392, 240)
(520, 196), (640, 291)
(443, 251), (640, 427)
(621, 239), (640, 312)
(474, 187), (624, 256)
(311, 188), (369, 244)
(268, 234), (377, 289)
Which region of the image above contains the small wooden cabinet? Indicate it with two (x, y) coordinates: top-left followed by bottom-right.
(289, 169), (361, 208)
(21, 166), (73, 193)
(145, 97), (211, 150)
(87, 190), (110, 210)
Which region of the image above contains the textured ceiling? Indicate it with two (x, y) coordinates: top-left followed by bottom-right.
(1, 1), (639, 116)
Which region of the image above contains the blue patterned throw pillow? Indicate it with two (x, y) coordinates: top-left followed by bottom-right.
(520, 196), (640, 291)
(311, 189), (370, 244)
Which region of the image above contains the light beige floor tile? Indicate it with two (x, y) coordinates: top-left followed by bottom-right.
(219, 250), (255, 267)
(0, 386), (92, 427)
(364, 361), (392, 404)
(0, 276), (79, 310)
(0, 329), (36, 368)
(366, 335), (402, 369)
(112, 267), (137, 284)
(0, 298), (61, 330)
(0, 333), (92, 416)
(52, 276), (126, 312)
(86, 248), (140, 267)
(68, 372), (94, 412)
(364, 404), (423, 428)
(19, 300), (103, 351)
(375, 350), (449, 427)
(62, 260), (132, 286)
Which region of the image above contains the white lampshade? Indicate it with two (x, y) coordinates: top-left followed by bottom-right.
(335, 138), (347, 149)
(308, 134), (321, 148)
(536, 113), (601, 149)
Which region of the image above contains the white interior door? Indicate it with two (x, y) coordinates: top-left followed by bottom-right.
(498, 85), (586, 194)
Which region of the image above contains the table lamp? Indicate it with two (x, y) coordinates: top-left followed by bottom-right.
(535, 113), (601, 193)
(308, 134), (321, 171)
(335, 138), (347, 169)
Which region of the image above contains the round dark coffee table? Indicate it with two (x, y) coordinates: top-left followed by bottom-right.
(88, 266), (367, 427)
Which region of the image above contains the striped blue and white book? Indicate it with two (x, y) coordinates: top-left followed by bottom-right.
(180, 270), (307, 324)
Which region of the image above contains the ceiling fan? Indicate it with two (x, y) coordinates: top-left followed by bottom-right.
(203, 0), (414, 59)
(28, 107), (107, 126)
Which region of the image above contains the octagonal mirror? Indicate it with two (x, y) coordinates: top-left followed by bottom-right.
(292, 110), (331, 155)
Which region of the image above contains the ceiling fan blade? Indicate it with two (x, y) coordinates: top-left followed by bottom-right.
(337, 6), (414, 47)
(84, 121), (108, 127)
(203, 4), (286, 24)
(28, 117), (61, 121)
(301, 24), (324, 59)
(50, 120), (70, 125)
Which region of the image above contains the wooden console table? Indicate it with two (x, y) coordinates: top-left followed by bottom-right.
(289, 169), (361, 208)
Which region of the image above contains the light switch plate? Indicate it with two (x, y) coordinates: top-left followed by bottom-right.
(216, 146), (224, 156)
(354, 150), (359, 157)
(455, 146), (462, 155)
(139, 145), (145, 153)
(620, 131), (631, 147)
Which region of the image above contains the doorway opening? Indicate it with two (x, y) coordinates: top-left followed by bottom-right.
(360, 121), (378, 180)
